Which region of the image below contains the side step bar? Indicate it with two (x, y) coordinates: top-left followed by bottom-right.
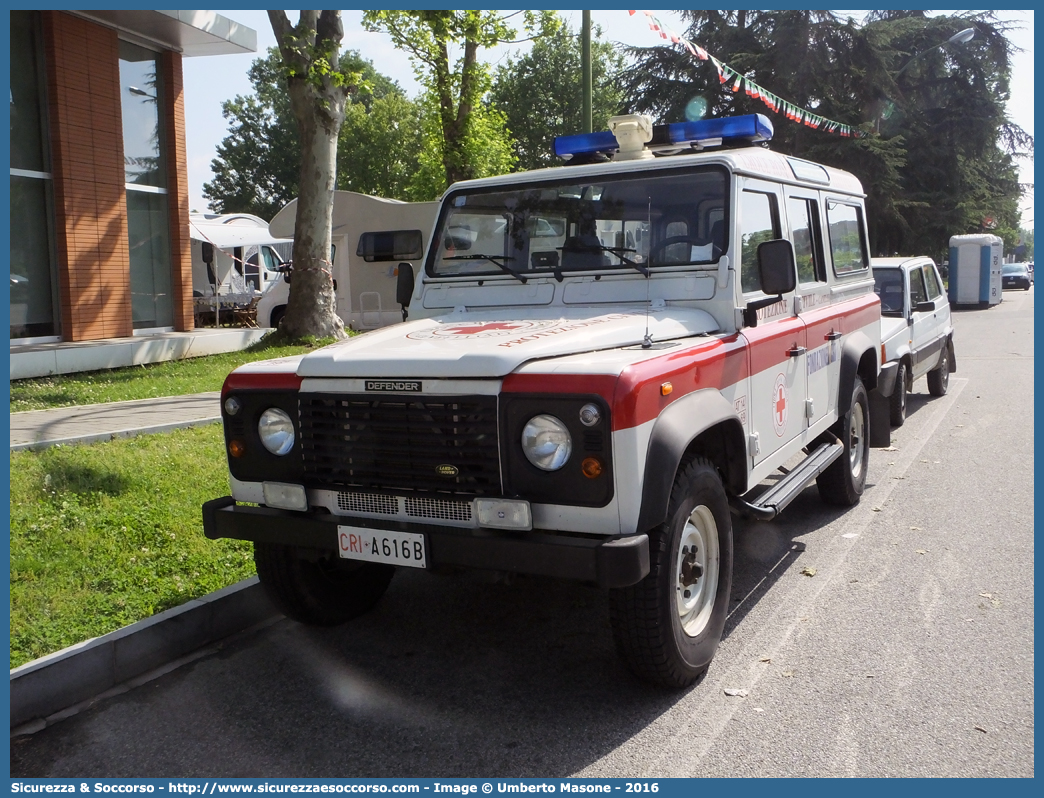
(730, 440), (844, 521)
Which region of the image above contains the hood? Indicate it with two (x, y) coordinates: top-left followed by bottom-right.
(295, 307), (719, 378)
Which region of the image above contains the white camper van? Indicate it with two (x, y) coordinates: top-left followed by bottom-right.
(190, 213), (291, 297)
(261, 191), (438, 331)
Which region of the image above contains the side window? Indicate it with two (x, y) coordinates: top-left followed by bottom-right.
(787, 196), (823, 284)
(357, 230), (424, 262)
(826, 201), (869, 275)
(261, 246), (281, 271)
(909, 267), (928, 305)
(740, 190), (781, 293)
(923, 264), (942, 299)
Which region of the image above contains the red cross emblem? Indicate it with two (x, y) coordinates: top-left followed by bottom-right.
(772, 374), (788, 436)
(443, 322), (525, 335)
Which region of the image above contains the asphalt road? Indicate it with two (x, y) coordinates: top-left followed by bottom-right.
(11, 288), (1034, 778)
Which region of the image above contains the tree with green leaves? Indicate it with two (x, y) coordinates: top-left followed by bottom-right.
(363, 10), (559, 191)
(203, 47), (408, 219)
(489, 21), (626, 171)
(267, 10), (360, 340)
(620, 10), (1031, 262)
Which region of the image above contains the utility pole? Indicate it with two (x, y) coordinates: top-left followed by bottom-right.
(582, 10), (592, 133)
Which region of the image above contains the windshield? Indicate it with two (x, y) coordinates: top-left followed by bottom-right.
(1002, 264), (1025, 275)
(873, 268), (905, 315)
(427, 167), (728, 278)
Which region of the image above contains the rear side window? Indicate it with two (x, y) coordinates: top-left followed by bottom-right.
(787, 197), (823, 283)
(357, 230), (423, 262)
(826, 201), (869, 275)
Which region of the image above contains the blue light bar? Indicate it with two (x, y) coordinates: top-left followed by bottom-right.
(554, 130), (618, 159)
(667, 113), (773, 146)
(553, 113), (774, 160)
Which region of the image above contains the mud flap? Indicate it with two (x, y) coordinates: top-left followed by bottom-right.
(869, 360), (897, 448)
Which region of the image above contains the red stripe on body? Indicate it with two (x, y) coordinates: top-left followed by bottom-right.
(504, 336), (749, 431)
(742, 316), (806, 375)
(221, 371), (304, 399)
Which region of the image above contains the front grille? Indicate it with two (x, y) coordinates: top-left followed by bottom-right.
(299, 393), (500, 496)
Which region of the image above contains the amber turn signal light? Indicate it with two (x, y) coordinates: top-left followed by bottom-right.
(229, 440), (246, 458)
(581, 456), (603, 479)
(661, 382), (673, 396)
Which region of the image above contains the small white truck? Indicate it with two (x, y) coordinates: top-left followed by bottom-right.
(204, 113), (896, 687)
(872, 256), (955, 426)
(258, 191), (438, 331)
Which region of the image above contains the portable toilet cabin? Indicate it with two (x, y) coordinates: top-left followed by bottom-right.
(948, 233), (1003, 307)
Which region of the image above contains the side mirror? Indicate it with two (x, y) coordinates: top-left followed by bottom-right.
(201, 242), (214, 264)
(743, 239), (796, 328)
(914, 300), (936, 313)
(757, 239), (797, 295)
(396, 263), (415, 321)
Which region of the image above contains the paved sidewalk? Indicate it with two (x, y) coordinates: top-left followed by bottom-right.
(10, 392), (222, 451)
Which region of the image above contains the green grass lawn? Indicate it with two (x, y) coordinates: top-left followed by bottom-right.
(9, 425), (254, 668)
(10, 332), (338, 412)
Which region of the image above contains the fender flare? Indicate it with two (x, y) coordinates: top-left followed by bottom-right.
(635, 389), (747, 534)
(838, 331), (879, 418)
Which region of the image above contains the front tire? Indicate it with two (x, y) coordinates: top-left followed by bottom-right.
(927, 345), (950, 397)
(817, 376), (869, 506)
(254, 542), (394, 626)
(609, 457), (733, 688)
(889, 361), (908, 427)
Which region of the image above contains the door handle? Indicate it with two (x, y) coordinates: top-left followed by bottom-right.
(788, 346), (807, 357)
(825, 331), (842, 341)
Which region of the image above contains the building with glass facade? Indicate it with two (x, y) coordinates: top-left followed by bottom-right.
(9, 10), (256, 344)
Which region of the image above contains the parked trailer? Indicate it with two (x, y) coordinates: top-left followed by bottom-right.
(948, 233), (1003, 307)
(263, 191), (438, 331)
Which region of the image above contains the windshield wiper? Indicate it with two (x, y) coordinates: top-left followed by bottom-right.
(444, 254), (527, 283)
(602, 246), (649, 277)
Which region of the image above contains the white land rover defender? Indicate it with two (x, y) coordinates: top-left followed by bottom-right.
(204, 114), (897, 688)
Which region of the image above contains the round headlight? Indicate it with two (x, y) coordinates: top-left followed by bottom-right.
(258, 408), (295, 456)
(521, 414), (572, 471)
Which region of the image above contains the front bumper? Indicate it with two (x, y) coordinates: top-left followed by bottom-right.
(203, 497), (650, 589)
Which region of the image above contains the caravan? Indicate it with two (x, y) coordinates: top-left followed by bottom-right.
(190, 213), (291, 298)
(259, 191), (438, 330)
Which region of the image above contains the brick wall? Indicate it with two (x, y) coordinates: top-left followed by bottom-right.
(42, 12), (131, 341)
(41, 12), (192, 340)
(161, 50), (193, 331)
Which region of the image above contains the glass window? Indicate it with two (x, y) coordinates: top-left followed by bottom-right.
(10, 11), (58, 339)
(872, 268), (904, 315)
(357, 229), (424, 262)
(826, 201), (869, 275)
(922, 264), (942, 299)
(121, 40), (173, 328)
(119, 41), (166, 188)
(740, 190), (781, 293)
(261, 246), (282, 271)
(427, 167), (728, 277)
(127, 191), (173, 327)
(787, 197), (823, 284)
(909, 267), (928, 305)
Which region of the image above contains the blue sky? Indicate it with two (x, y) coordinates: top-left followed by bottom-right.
(183, 10), (1034, 225)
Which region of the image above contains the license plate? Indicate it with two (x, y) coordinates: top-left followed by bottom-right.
(336, 525), (427, 569)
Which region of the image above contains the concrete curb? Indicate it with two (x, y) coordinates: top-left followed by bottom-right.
(10, 416), (222, 452)
(10, 577), (281, 731)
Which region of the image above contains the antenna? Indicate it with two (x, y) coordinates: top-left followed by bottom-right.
(643, 198), (653, 349)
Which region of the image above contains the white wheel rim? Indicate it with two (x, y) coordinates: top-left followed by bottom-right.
(849, 401), (865, 479)
(675, 504), (720, 637)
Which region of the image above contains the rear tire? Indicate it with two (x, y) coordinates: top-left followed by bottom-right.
(927, 345), (950, 397)
(817, 376), (869, 506)
(609, 457), (733, 688)
(269, 306), (286, 330)
(254, 542), (394, 626)
(889, 361), (908, 427)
